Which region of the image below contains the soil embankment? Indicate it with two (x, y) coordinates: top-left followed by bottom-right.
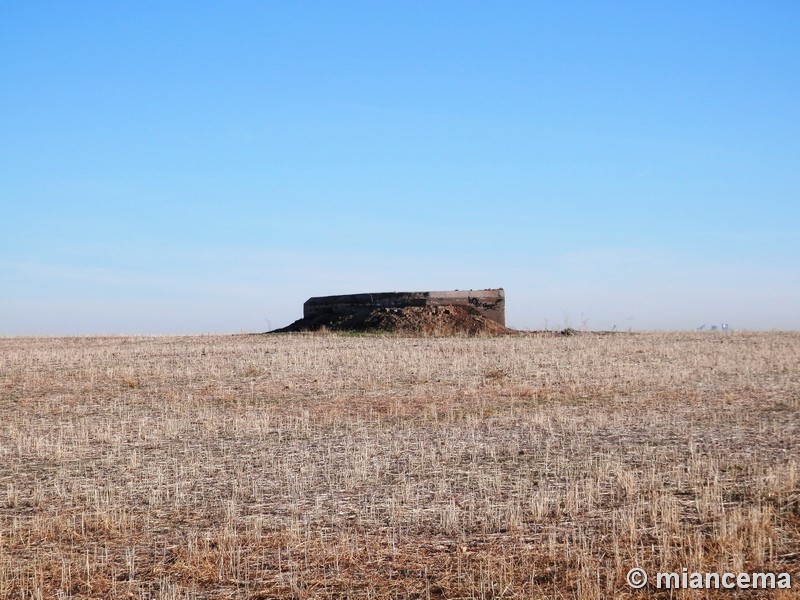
(274, 305), (513, 335)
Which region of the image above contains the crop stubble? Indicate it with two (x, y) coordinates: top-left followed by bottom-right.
(0, 332), (798, 598)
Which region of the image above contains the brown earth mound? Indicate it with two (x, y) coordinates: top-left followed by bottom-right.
(274, 305), (513, 335)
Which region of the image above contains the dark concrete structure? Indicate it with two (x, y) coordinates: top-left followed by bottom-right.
(304, 288), (505, 326)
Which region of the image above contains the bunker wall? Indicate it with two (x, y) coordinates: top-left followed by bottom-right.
(303, 289), (505, 326)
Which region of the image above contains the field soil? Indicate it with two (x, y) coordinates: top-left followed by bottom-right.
(1, 332), (798, 598)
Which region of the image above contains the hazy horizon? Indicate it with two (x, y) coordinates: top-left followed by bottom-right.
(2, 2), (798, 335)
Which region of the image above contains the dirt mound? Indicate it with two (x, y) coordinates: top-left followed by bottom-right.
(274, 305), (513, 335)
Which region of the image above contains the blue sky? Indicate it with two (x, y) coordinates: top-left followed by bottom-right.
(2, 1), (798, 334)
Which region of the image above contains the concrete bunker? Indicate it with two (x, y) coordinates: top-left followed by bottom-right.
(275, 288), (507, 334)
(304, 289), (505, 326)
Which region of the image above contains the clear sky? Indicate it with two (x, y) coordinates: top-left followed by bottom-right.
(2, 1), (798, 334)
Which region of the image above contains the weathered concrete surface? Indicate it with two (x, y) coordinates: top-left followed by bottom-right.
(304, 289), (505, 326)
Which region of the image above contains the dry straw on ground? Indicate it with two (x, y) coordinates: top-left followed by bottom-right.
(0, 331), (798, 598)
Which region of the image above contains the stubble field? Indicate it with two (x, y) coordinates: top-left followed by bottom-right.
(0, 331), (798, 599)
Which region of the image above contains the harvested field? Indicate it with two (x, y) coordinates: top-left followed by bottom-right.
(0, 332), (798, 598)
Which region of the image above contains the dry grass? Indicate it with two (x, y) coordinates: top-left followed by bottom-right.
(0, 331), (798, 598)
